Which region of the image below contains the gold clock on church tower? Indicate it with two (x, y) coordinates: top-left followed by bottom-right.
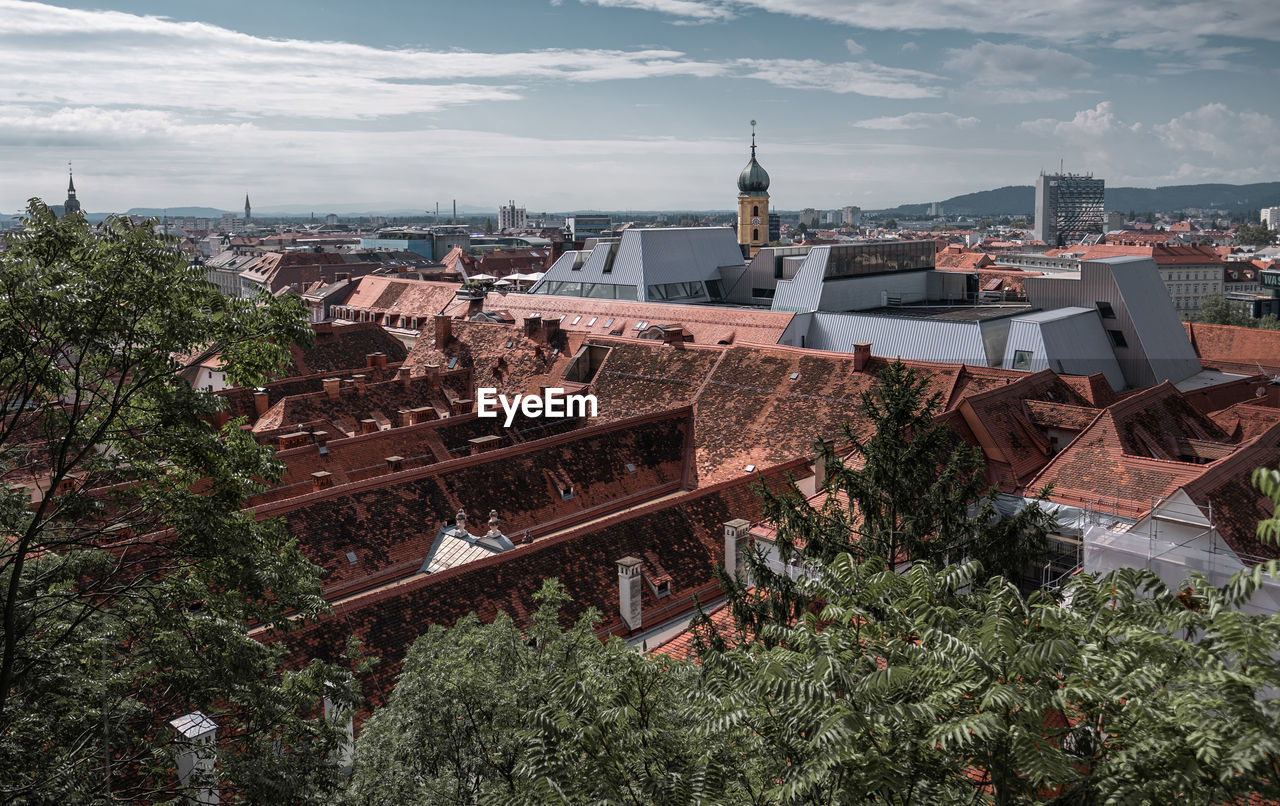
(737, 120), (770, 259)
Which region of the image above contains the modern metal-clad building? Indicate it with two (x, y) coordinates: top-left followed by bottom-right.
(1033, 173), (1104, 246)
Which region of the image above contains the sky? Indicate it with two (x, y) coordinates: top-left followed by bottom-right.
(2, 0), (1278, 214)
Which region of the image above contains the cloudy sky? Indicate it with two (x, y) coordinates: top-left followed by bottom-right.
(2, 0), (1278, 213)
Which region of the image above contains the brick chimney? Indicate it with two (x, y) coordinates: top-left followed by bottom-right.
(852, 343), (872, 372)
(434, 314), (453, 347)
(385, 455), (404, 472)
(543, 316), (560, 343)
(523, 314), (542, 340)
(359, 418), (378, 434)
(335, 272), (351, 282)
(398, 408), (416, 427)
(617, 556), (643, 631)
(467, 291), (485, 317)
(311, 471), (333, 491)
(723, 519), (751, 584)
(253, 388), (269, 417)
(311, 430), (329, 449)
(365, 352), (387, 369)
(397, 366), (412, 388)
(662, 325), (684, 346)
(351, 373), (368, 392)
(323, 377), (341, 399)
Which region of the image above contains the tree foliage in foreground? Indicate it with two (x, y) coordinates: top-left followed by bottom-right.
(351, 561), (1280, 805)
(0, 201), (357, 803)
(352, 366), (1280, 804)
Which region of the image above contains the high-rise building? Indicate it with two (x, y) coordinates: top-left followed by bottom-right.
(498, 201), (526, 231)
(1033, 172), (1104, 246)
(736, 121), (770, 258)
(1262, 207), (1280, 231)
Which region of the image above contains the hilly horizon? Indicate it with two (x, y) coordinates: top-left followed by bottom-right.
(879, 182), (1280, 218)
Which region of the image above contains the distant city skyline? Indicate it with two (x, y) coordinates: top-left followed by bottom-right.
(2, 0), (1278, 213)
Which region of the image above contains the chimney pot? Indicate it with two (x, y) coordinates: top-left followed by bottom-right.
(359, 418), (378, 434)
(385, 455), (404, 472)
(397, 366), (412, 387)
(662, 325), (684, 346)
(311, 471), (333, 491)
(724, 519), (752, 585)
(253, 387), (269, 417)
(434, 314), (453, 347)
(366, 352), (387, 368)
(853, 343), (872, 372)
(523, 314), (542, 339)
(323, 377), (341, 398)
(617, 556), (643, 631)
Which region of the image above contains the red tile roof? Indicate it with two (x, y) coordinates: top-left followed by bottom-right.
(1075, 243), (1222, 266)
(286, 321), (408, 377)
(1184, 322), (1280, 376)
(265, 459), (804, 708)
(1028, 383), (1236, 518)
(255, 407), (696, 598)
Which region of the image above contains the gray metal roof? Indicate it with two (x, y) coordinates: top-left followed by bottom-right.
(805, 311), (993, 365)
(1090, 256), (1200, 383)
(529, 227), (744, 300)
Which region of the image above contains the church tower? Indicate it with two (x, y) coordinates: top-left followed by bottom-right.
(244, 194), (252, 225)
(63, 164), (81, 216)
(736, 120), (770, 258)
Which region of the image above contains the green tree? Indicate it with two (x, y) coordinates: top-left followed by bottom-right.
(883, 218), (897, 229)
(1197, 293), (1258, 327)
(0, 201), (356, 803)
(348, 581), (725, 806)
(725, 361), (1053, 637)
(1236, 222), (1278, 246)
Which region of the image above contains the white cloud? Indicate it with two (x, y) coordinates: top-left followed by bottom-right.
(853, 112), (979, 130)
(844, 38), (865, 56)
(735, 58), (941, 98)
(1154, 103), (1280, 159)
(590, 0), (1278, 54)
(1020, 101), (1139, 139)
(900, 42), (919, 53)
(578, 0), (736, 21)
(943, 41), (1092, 85)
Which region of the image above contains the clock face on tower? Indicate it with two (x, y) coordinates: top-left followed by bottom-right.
(751, 217), (761, 225)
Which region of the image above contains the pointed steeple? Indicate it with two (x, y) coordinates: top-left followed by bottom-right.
(244, 193), (251, 224)
(63, 162), (82, 215)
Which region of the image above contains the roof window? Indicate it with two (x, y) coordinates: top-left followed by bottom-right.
(603, 318), (614, 328)
(447, 357), (459, 370)
(345, 551), (358, 565)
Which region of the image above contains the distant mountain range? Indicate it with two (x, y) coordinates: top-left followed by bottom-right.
(878, 182), (1280, 218)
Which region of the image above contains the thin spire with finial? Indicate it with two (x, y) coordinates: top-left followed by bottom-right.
(750, 119), (757, 158)
(67, 161), (76, 194)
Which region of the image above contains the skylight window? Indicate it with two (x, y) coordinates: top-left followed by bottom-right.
(789, 372), (799, 380)
(744, 464), (756, 473)
(447, 357), (459, 369)
(506, 341), (513, 349)
(625, 463), (637, 473)
(587, 317), (597, 326)
(572, 316), (582, 325)
(603, 318), (614, 328)
(633, 320), (648, 330)
(345, 551), (358, 565)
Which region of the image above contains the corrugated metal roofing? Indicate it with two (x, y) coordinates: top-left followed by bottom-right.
(805, 311), (992, 365)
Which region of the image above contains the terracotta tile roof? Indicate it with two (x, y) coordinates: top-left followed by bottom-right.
(585, 339), (1027, 485)
(337, 277), (459, 326)
(252, 371), (470, 437)
(1184, 322), (1280, 376)
(286, 322), (408, 377)
(648, 600), (739, 662)
(1076, 243), (1222, 266)
(439, 293), (795, 347)
(1024, 400), (1101, 431)
(1028, 383), (1236, 517)
(1209, 402), (1280, 443)
(255, 407), (696, 598)
(955, 371), (1097, 492)
(1181, 423), (1280, 561)
(1060, 373), (1120, 407)
(266, 460), (803, 708)
(934, 249), (995, 270)
(403, 318), (568, 397)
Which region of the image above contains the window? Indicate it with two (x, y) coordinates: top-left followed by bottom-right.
(752, 228), (759, 241)
(1107, 329), (1128, 348)
(752, 287), (776, 299)
(752, 205), (759, 217)
(1095, 301), (1116, 318)
(587, 317), (597, 326)
(1012, 349), (1034, 371)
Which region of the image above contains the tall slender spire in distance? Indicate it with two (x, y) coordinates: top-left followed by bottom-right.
(63, 161), (81, 216)
(750, 119), (757, 159)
